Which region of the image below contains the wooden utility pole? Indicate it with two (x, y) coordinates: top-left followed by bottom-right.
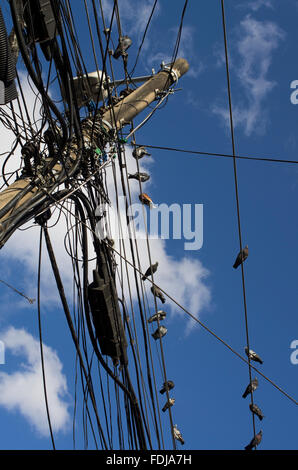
(0, 58), (189, 246)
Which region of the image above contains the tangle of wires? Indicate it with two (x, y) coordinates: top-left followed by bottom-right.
(0, 0), (189, 450)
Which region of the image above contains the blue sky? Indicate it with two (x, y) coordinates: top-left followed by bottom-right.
(0, 0), (298, 450)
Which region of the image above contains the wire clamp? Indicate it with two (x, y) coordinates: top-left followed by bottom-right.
(160, 62), (179, 84)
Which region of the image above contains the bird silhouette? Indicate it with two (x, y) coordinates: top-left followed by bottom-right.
(132, 146), (151, 159)
(113, 35), (132, 59)
(233, 245), (248, 269)
(151, 325), (167, 340)
(128, 172), (150, 182)
(249, 403), (264, 421)
(162, 398), (175, 412)
(151, 285), (166, 303)
(142, 262), (158, 281)
(148, 310), (167, 323)
(173, 424), (184, 445)
(245, 430), (262, 451)
(245, 347), (263, 364)
(159, 380), (174, 394)
(242, 377), (258, 398)
(139, 193), (156, 209)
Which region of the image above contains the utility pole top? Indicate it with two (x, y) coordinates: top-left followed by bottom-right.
(101, 57), (190, 131)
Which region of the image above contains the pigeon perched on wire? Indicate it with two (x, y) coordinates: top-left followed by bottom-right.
(142, 262), (158, 281)
(152, 325), (167, 340)
(244, 430), (262, 451)
(151, 285), (166, 303)
(245, 347), (263, 364)
(160, 380), (174, 394)
(173, 424), (184, 445)
(162, 398), (175, 412)
(249, 403), (264, 421)
(113, 35), (132, 59)
(139, 193), (156, 209)
(242, 377), (258, 398)
(128, 172), (150, 182)
(233, 245), (248, 269)
(148, 310), (167, 323)
(133, 146), (151, 159)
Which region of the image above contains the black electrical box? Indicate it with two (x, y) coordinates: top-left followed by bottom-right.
(23, 0), (59, 60)
(88, 271), (128, 366)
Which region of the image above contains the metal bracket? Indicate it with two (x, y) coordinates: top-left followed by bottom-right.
(160, 61), (179, 83)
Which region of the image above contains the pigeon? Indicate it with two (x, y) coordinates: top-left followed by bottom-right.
(132, 146), (151, 159)
(142, 262), (158, 281)
(173, 424), (184, 445)
(151, 285), (166, 303)
(242, 377), (258, 398)
(139, 193), (156, 209)
(159, 380), (175, 394)
(148, 310), (167, 323)
(233, 245), (248, 269)
(249, 403), (264, 421)
(113, 35), (132, 59)
(244, 430), (262, 451)
(245, 347), (263, 364)
(152, 325), (167, 340)
(128, 172), (150, 182)
(162, 398), (175, 412)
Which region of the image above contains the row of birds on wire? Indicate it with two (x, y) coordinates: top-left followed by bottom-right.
(131, 153), (266, 448)
(233, 245), (264, 451)
(129, 144), (184, 446)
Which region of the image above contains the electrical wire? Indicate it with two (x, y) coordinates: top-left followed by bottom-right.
(220, 0), (256, 442)
(0, 278), (35, 304)
(37, 226), (56, 449)
(135, 143), (298, 165)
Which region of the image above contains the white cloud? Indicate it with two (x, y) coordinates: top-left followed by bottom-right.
(247, 0), (274, 11)
(213, 15), (285, 136)
(0, 327), (70, 436)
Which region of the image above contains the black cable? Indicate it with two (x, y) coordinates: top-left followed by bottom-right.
(37, 226), (56, 449)
(129, 0), (158, 77)
(43, 224), (108, 449)
(67, 192), (148, 449)
(0, 278), (34, 304)
(135, 143), (298, 165)
(221, 0), (256, 441)
(9, 0), (68, 157)
(166, 0), (189, 89)
(114, 142), (164, 448)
